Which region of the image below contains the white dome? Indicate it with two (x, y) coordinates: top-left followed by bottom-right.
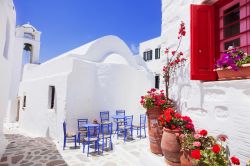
(21, 23), (37, 31)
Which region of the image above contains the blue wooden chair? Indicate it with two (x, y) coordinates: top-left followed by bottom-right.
(100, 122), (113, 153)
(118, 115), (133, 142)
(100, 111), (110, 123)
(63, 121), (77, 150)
(77, 119), (88, 145)
(116, 109), (125, 116)
(133, 114), (147, 138)
(114, 109), (125, 137)
(82, 125), (100, 156)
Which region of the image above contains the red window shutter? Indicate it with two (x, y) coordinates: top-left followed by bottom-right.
(190, 4), (217, 81)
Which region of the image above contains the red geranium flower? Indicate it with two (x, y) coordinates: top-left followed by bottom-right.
(231, 156), (240, 165)
(199, 129), (208, 136)
(191, 149), (201, 160)
(212, 144), (221, 154)
(218, 134), (227, 142)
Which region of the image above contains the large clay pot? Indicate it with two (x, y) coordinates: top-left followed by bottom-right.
(146, 106), (163, 155)
(180, 151), (195, 166)
(216, 63), (250, 80)
(161, 128), (181, 166)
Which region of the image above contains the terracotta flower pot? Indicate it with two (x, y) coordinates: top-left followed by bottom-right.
(180, 151), (195, 166)
(161, 128), (181, 166)
(146, 106), (163, 155)
(216, 63), (250, 81)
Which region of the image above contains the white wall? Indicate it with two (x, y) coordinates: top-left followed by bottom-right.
(0, 0), (16, 157)
(18, 63), (71, 141)
(6, 25), (41, 123)
(162, 0), (250, 164)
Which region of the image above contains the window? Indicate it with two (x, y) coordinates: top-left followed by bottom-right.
(23, 95), (26, 108)
(147, 50), (153, 60)
(155, 75), (160, 89)
(48, 86), (55, 109)
(190, 0), (250, 81)
(155, 48), (161, 59)
(24, 33), (34, 39)
(143, 50), (153, 61)
(143, 52), (147, 61)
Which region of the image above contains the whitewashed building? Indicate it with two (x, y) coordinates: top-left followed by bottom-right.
(139, 37), (166, 90)
(160, 0), (250, 164)
(18, 35), (153, 141)
(0, 0), (17, 157)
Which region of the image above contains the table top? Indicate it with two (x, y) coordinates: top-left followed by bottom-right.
(82, 123), (99, 127)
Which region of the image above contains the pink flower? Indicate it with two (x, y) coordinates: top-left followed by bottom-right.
(194, 134), (201, 139)
(193, 141), (201, 147)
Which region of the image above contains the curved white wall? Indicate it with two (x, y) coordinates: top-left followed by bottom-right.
(161, 0), (250, 164)
(0, 0), (16, 157)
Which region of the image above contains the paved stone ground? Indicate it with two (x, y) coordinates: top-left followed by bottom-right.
(0, 134), (67, 166)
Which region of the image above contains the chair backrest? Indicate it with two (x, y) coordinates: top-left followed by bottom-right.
(100, 111), (109, 123)
(63, 121), (67, 136)
(87, 125), (100, 140)
(78, 119), (88, 130)
(140, 114), (146, 127)
(125, 115), (133, 127)
(116, 110), (125, 116)
(101, 122), (112, 137)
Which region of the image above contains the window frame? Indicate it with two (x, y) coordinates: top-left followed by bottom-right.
(48, 86), (56, 109)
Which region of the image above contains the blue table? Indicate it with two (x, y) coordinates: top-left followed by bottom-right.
(82, 124), (99, 128)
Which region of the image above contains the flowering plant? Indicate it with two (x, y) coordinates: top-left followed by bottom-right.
(215, 47), (250, 71)
(181, 129), (240, 166)
(158, 107), (194, 134)
(140, 88), (170, 110)
(163, 21), (187, 99)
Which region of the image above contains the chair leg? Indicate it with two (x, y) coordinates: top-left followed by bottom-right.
(124, 129), (126, 142)
(140, 128), (142, 139)
(63, 137), (66, 150)
(102, 138), (104, 153)
(144, 127), (146, 138)
(87, 143), (90, 157)
(82, 142), (85, 153)
(97, 141), (100, 155)
(78, 133), (80, 145)
(74, 136), (77, 148)
(110, 138), (113, 150)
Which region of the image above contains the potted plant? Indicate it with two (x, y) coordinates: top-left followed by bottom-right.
(140, 88), (169, 154)
(180, 129), (241, 166)
(158, 107), (194, 165)
(214, 47), (250, 81)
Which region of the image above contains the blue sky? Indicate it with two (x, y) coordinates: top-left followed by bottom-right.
(14, 0), (161, 62)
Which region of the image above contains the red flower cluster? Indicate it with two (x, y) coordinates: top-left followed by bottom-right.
(191, 149), (201, 160)
(140, 89), (168, 109)
(158, 108), (194, 134)
(231, 156), (240, 165)
(178, 21), (186, 39)
(212, 144), (221, 154)
(199, 129), (208, 136)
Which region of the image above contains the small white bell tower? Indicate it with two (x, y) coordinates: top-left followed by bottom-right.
(16, 22), (41, 64)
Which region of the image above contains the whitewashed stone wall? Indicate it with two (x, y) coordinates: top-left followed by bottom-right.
(0, 0), (16, 157)
(162, 0), (250, 164)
